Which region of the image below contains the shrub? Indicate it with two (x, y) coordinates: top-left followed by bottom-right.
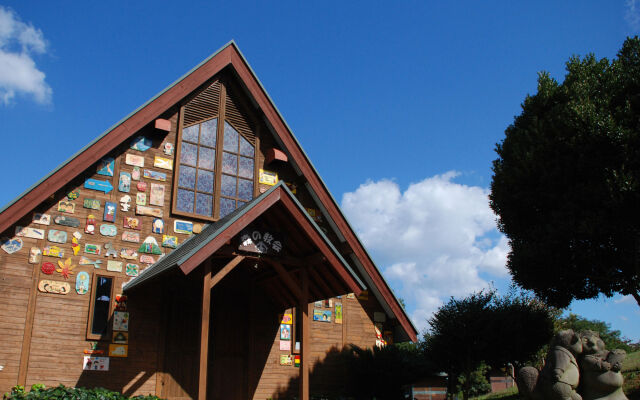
(3, 384), (163, 400)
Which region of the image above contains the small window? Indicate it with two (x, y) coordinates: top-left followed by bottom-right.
(87, 274), (114, 340)
(219, 121), (254, 217)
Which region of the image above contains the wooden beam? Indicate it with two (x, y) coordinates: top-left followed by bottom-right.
(18, 254), (42, 385)
(198, 261), (212, 400)
(268, 259), (302, 300)
(210, 255), (245, 289)
(308, 267), (334, 299)
(299, 267), (310, 400)
(303, 252), (326, 266)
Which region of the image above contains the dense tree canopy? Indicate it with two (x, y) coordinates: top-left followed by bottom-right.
(490, 37), (640, 308)
(558, 313), (637, 353)
(424, 291), (555, 400)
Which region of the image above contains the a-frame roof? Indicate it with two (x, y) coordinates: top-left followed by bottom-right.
(0, 41), (418, 341)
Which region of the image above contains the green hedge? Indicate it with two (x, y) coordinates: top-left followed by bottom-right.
(3, 384), (163, 400)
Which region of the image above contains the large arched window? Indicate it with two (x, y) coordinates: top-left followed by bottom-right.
(173, 118), (255, 220)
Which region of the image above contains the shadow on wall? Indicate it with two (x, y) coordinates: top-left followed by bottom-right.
(271, 343), (435, 400)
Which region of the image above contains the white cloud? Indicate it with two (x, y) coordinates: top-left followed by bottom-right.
(341, 172), (509, 333)
(626, 0), (640, 32)
(614, 295), (634, 304)
(0, 6), (51, 105)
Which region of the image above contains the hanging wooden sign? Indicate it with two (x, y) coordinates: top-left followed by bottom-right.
(335, 303), (343, 324)
(107, 260), (123, 272)
(313, 309), (332, 322)
(152, 218), (164, 234)
(119, 172), (131, 193)
(113, 311), (129, 331)
(125, 154), (145, 167)
(136, 205), (163, 218)
(83, 356), (109, 371)
(123, 217), (140, 230)
(84, 243), (101, 255)
(57, 201), (75, 214)
(1, 237), (23, 254)
(32, 213), (51, 225)
(43, 245), (63, 258)
(162, 235), (178, 248)
(130, 136), (152, 152)
(136, 192), (146, 206)
(76, 271), (90, 294)
(29, 247), (42, 264)
(85, 214), (97, 235)
(131, 166), (141, 181)
(279, 355), (293, 366)
(83, 198), (101, 210)
(109, 344), (128, 358)
(120, 248), (138, 260)
(104, 202), (117, 222)
(125, 263), (139, 277)
(47, 230), (68, 244)
(38, 280), (70, 295)
(121, 231), (140, 243)
(237, 229), (283, 255)
(79, 257), (102, 268)
(84, 178), (113, 194)
(149, 183), (165, 206)
(113, 331), (128, 344)
(138, 236), (162, 255)
(153, 156), (173, 170)
(41, 262), (55, 275)
(15, 226), (45, 240)
(54, 215), (81, 228)
(96, 157), (115, 177)
(259, 169), (278, 186)
(139, 254), (155, 264)
(173, 220), (193, 235)
(143, 169), (167, 181)
(99, 224), (117, 237)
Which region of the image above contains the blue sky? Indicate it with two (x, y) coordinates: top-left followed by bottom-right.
(1, 1), (639, 341)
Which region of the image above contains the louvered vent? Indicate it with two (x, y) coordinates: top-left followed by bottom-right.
(183, 80), (221, 126)
(225, 87), (256, 145)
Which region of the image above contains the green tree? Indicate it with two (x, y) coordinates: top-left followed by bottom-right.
(490, 37), (640, 308)
(558, 313), (635, 353)
(423, 290), (555, 400)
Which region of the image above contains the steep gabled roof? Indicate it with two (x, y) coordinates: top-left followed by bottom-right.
(0, 41), (418, 341)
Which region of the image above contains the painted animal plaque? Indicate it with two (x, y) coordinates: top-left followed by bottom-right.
(119, 172), (131, 193)
(113, 331), (128, 344)
(99, 224), (117, 237)
(130, 136), (152, 152)
(104, 243), (118, 258)
(107, 260), (122, 272)
(54, 215), (80, 228)
(76, 271), (90, 295)
(96, 157), (115, 176)
(136, 192), (146, 206)
(138, 236), (162, 255)
(153, 156), (173, 170)
(83, 198), (101, 210)
(152, 218), (164, 234)
(57, 201), (75, 214)
(15, 226), (45, 240)
(85, 214), (97, 234)
(84, 244), (101, 255)
(123, 217), (140, 230)
(47, 230), (68, 244)
(120, 248), (138, 260)
(131, 166), (141, 181)
(162, 235), (178, 249)
(38, 280), (70, 295)
(104, 202), (117, 222)
(125, 154), (145, 167)
(174, 220), (193, 235)
(84, 178), (113, 194)
(137, 181), (147, 192)
(120, 195), (131, 212)
(83, 356), (109, 371)
(136, 205), (163, 218)
(125, 263), (139, 277)
(29, 247), (42, 264)
(108, 344), (128, 358)
(41, 262), (55, 275)
(43, 245), (63, 258)
(163, 142), (174, 156)
(72, 237), (80, 255)
(113, 311), (129, 331)
(1, 237), (23, 254)
(32, 213), (51, 225)
(121, 231), (140, 243)
(143, 169), (166, 182)
(149, 183), (165, 206)
(139, 254), (155, 264)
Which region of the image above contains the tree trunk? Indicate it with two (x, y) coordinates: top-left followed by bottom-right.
(632, 290), (640, 307)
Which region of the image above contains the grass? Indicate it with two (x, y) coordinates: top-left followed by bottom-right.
(471, 352), (640, 400)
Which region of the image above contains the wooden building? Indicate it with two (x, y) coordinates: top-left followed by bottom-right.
(0, 42), (417, 400)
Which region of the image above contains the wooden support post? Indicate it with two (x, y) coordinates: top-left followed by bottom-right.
(198, 261), (212, 400)
(269, 259), (303, 300)
(299, 267), (310, 400)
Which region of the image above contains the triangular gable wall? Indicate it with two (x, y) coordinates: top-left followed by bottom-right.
(0, 41), (417, 341)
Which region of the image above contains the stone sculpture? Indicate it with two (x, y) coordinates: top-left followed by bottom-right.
(517, 330), (628, 400)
